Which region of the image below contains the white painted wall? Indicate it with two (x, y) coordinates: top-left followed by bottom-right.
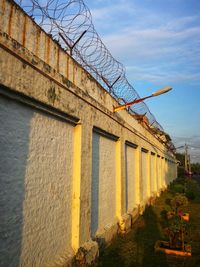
(157, 157), (162, 191)
(164, 159), (168, 186)
(0, 96), (74, 267)
(161, 158), (166, 188)
(125, 145), (137, 212)
(150, 154), (156, 195)
(91, 133), (116, 236)
(141, 152), (148, 202)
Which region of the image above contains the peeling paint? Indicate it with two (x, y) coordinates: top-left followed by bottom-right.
(22, 63), (27, 69)
(43, 63), (51, 73)
(12, 39), (20, 49)
(47, 85), (57, 104)
(31, 57), (39, 65)
(62, 76), (72, 88)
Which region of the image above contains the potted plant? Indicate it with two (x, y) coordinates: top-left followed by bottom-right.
(177, 208), (189, 222)
(170, 193), (188, 213)
(165, 194), (189, 221)
(155, 215), (191, 256)
(155, 194), (191, 256)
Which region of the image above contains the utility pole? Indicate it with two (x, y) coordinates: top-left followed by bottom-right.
(188, 155), (191, 174)
(175, 144), (192, 177)
(184, 143), (188, 173)
(184, 144), (192, 177)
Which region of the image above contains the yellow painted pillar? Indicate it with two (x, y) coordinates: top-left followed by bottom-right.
(116, 140), (122, 219)
(153, 153), (157, 195)
(136, 147), (141, 205)
(167, 159), (169, 184)
(135, 147), (141, 205)
(164, 158), (167, 187)
(170, 161), (172, 183)
(71, 124), (82, 251)
(161, 157), (165, 189)
(156, 155), (160, 195)
(147, 152), (151, 199)
(166, 159), (169, 185)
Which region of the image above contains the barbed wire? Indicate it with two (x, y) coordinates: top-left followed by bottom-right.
(15, 0), (163, 131)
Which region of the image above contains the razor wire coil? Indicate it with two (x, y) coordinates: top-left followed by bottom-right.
(15, 0), (164, 131)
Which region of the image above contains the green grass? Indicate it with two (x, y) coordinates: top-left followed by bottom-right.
(96, 176), (200, 267)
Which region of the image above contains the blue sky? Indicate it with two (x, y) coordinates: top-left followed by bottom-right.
(84, 0), (200, 162)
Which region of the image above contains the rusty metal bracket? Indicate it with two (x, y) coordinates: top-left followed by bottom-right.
(101, 75), (121, 93)
(59, 30), (87, 56)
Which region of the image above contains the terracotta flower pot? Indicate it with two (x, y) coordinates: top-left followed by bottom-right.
(154, 240), (191, 256)
(181, 213), (189, 222)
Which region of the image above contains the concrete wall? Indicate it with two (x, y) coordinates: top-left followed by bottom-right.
(150, 153), (156, 195)
(141, 150), (149, 203)
(0, 93), (75, 267)
(125, 143), (138, 212)
(0, 0), (177, 266)
(91, 132), (117, 237)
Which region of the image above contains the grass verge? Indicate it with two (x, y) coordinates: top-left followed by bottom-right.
(96, 176), (200, 267)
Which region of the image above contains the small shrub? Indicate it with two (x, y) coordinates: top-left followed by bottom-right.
(167, 211), (175, 220)
(159, 209), (169, 228)
(171, 193), (188, 214)
(171, 184), (185, 194)
(177, 167), (185, 178)
(160, 209), (168, 220)
(164, 215), (189, 250)
(176, 176), (186, 185)
(186, 191), (196, 200)
(165, 198), (172, 207)
(186, 179), (198, 191)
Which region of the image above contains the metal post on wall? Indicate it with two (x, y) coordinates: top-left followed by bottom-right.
(59, 31), (87, 56)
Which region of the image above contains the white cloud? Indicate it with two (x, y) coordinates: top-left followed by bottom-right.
(85, 1), (200, 85)
(102, 23), (200, 58)
(125, 65), (200, 85)
(88, 1), (136, 21)
(97, 18), (200, 84)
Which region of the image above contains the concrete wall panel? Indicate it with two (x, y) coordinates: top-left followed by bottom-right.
(157, 156), (161, 191)
(125, 145), (137, 212)
(0, 95), (74, 267)
(141, 151), (148, 203)
(91, 133), (116, 236)
(150, 154), (156, 195)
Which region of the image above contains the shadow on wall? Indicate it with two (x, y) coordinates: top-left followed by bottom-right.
(91, 132), (100, 237)
(0, 93), (32, 267)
